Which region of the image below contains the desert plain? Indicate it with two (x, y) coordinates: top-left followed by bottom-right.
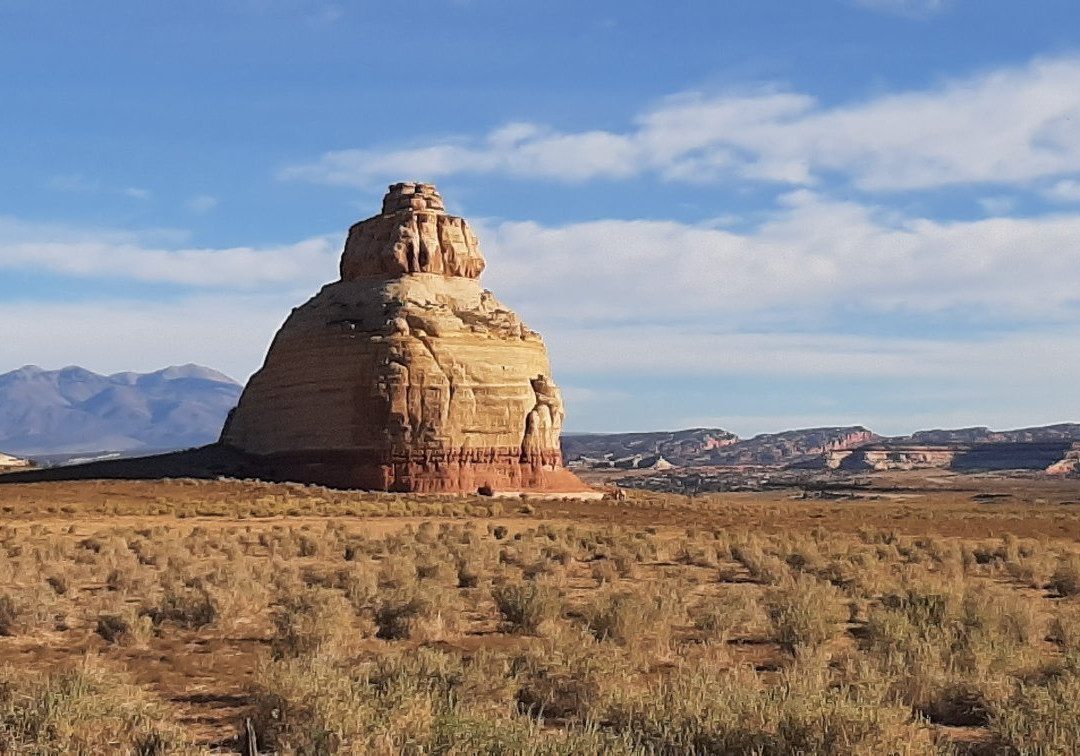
(0, 471), (1079, 753)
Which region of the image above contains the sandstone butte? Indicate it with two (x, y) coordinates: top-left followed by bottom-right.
(220, 182), (594, 496)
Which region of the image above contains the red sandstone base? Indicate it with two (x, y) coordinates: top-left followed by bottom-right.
(229, 446), (596, 495)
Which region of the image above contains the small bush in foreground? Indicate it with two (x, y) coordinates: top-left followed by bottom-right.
(272, 587), (359, 658)
(1048, 555), (1080, 597)
(0, 656), (194, 754)
(0, 595), (19, 636)
(764, 576), (842, 654)
(492, 581), (561, 634)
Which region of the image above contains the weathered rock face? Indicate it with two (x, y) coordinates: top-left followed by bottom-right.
(1047, 443), (1080, 475)
(828, 446), (957, 471)
(0, 452), (32, 471)
(831, 441), (1075, 473)
(221, 182), (590, 494)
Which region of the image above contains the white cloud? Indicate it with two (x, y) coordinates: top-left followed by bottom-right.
(544, 324), (1080, 435)
(282, 55), (1080, 191)
(188, 195), (219, 213)
(542, 325), (1080, 382)
(0, 295), (291, 384)
(0, 218), (339, 290)
(480, 192), (1080, 324)
(47, 176), (151, 200)
(1047, 179), (1080, 203)
(3, 293), (1077, 436)
(46, 174), (100, 192)
(6, 188), (1079, 327)
(977, 196), (1015, 215)
(4, 194), (1080, 434)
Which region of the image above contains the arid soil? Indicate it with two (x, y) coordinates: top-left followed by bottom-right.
(0, 471), (1078, 752)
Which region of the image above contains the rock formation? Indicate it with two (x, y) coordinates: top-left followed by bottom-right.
(826, 446), (957, 471)
(221, 182), (591, 495)
(1047, 443), (1080, 475)
(0, 452), (32, 471)
(709, 426), (875, 467)
(831, 441), (1075, 473)
(563, 426), (874, 469)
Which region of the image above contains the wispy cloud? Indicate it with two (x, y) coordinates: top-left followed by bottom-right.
(282, 55), (1080, 192)
(0, 296), (291, 383)
(188, 195), (219, 213)
(977, 196), (1016, 215)
(46, 174), (101, 192)
(47, 175), (151, 200)
(4, 193), (1079, 432)
(6, 187), (1080, 322)
(1047, 179), (1080, 203)
(3, 294), (1077, 431)
(482, 191), (1080, 324)
(0, 218), (338, 290)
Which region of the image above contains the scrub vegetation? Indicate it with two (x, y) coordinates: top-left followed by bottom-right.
(0, 475), (1078, 753)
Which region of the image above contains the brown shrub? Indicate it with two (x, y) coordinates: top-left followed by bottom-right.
(492, 581), (561, 634)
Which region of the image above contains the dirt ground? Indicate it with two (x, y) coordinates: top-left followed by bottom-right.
(0, 470), (1078, 751)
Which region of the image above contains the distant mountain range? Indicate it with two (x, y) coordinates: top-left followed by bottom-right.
(0, 365), (242, 459)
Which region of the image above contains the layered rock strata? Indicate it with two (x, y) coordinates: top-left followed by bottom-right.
(830, 442), (1075, 473)
(221, 182), (591, 494)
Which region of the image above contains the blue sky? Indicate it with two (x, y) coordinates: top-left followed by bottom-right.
(3, 0), (1080, 436)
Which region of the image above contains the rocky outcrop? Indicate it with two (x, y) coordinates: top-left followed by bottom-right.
(828, 446), (957, 471)
(0, 452), (32, 471)
(563, 428), (739, 469)
(221, 182), (590, 495)
(1047, 443), (1080, 475)
(833, 441), (1075, 472)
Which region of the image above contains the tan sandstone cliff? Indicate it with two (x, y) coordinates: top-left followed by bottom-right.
(221, 182), (591, 495)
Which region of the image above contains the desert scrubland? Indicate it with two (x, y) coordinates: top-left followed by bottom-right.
(0, 474), (1079, 753)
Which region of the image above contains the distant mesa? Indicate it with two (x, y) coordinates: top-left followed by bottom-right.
(564, 424), (1080, 477)
(828, 424), (1080, 474)
(563, 426), (874, 469)
(219, 182), (592, 495)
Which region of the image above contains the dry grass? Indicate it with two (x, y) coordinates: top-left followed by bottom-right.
(0, 473), (1078, 752)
